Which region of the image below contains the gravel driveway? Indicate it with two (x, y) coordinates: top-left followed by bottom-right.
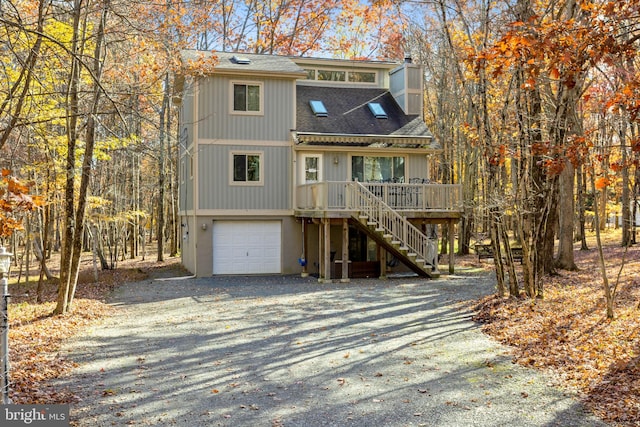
(55, 268), (606, 427)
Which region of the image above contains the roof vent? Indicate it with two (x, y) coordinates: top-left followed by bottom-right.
(368, 102), (387, 119)
(232, 55), (251, 65)
(310, 100), (328, 117)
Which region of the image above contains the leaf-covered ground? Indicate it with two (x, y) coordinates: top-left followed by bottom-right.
(8, 254), (182, 404)
(8, 234), (640, 426)
(472, 232), (640, 427)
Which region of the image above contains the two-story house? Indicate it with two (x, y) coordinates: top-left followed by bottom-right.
(176, 51), (462, 280)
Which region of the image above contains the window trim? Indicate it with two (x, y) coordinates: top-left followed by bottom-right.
(230, 151), (264, 186)
(230, 80), (264, 115)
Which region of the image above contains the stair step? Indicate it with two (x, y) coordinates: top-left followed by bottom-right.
(426, 269), (441, 279)
(407, 253), (417, 258)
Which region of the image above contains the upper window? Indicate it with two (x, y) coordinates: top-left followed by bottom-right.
(317, 70), (345, 82)
(303, 68), (377, 84)
(232, 152), (263, 185)
(349, 71), (376, 83)
(232, 81), (262, 114)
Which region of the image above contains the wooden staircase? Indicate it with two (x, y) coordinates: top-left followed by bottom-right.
(347, 182), (440, 278)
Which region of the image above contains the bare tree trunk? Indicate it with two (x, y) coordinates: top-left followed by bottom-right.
(55, 0), (83, 315)
(36, 203), (55, 303)
(576, 163), (589, 250)
(157, 72), (170, 262)
(489, 204), (506, 297)
(55, 0), (109, 314)
(620, 117), (631, 246)
(66, 1), (108, 310)
(590, 164), (614, 319)
(555, 161), (578, 270)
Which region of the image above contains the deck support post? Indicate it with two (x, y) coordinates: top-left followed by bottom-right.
(448, 219), (455, 274)
(321, 218), (332, 283)
(341, 219), (350, 282)
(318, 221), (324, 282)
(378, 245), (387, 280)
(301, 220), (309, 277)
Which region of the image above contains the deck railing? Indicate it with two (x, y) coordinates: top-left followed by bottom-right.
(295, 181), (462, 211)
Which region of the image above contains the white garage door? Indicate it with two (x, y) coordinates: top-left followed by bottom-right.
(212, 221), (281, 274)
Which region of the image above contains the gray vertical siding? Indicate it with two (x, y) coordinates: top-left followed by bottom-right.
(324, 153), (350, 181)
(407, 67), (422, 90)
(407, 155), (430, 180)
(198, 144), (291, 210)
(390, 68), (404, 95)
(179, 158), (194, 211)
(179, 90), (195, 211)
(197, 76), (295, 141)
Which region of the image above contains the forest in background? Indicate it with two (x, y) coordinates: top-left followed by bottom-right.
(0, 0), (639, 317)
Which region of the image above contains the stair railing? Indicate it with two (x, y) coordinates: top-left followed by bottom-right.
(346, 181), (438, 270)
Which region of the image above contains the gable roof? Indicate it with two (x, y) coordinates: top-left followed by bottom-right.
(295, 86), (439, 149)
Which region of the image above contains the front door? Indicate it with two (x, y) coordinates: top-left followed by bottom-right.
(299, 154), (322, 184)
(299, 154), (323, 208)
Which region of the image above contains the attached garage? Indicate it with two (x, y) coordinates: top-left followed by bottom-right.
(212, 221), (282, 274)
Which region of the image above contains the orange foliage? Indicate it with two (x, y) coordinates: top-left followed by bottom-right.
(0, 169), (43, 238)
(594, 176), (611, 190)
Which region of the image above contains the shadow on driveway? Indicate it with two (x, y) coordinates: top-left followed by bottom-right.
(55, 271), (606, 427)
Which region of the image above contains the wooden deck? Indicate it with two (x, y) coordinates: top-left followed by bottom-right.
(295, 181), (463, 278)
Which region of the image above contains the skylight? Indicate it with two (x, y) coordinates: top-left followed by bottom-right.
(310, 100), (328, 117)
(232, 55), (251, 64)
(368, 102), (387, 119)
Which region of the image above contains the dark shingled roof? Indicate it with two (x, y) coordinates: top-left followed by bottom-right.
(296, 86), (436, 147)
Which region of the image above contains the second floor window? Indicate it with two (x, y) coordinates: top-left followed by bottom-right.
(232, 152), (262, 184)
(232, 82), (261, 113)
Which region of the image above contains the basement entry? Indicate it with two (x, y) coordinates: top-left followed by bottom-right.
(212, 221), (282, 274)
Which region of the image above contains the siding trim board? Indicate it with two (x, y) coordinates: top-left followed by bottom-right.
(199, 139), (291, 147)
(196, 210), (293, 216)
